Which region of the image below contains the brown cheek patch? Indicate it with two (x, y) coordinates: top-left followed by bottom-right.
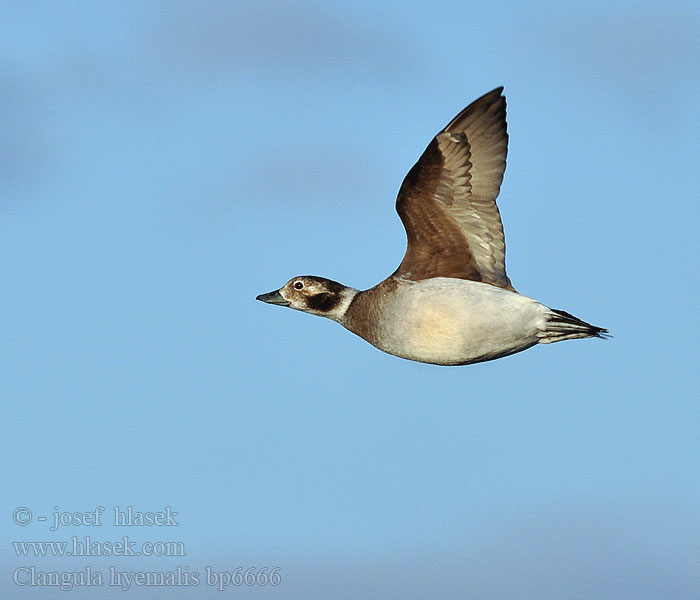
(307, 292), (340, 312)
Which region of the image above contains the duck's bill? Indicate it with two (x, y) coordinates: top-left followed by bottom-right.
(256, 290), (290, 306)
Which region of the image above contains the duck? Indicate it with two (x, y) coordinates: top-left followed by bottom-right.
(257, 87), (608, 366)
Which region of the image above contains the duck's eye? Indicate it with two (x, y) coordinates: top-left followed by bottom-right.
(293, 281), (304, 290)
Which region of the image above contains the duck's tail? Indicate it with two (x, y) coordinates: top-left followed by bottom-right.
(539, 308), (610, 344)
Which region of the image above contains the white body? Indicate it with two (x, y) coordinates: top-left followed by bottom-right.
(341, 278), (549, 366)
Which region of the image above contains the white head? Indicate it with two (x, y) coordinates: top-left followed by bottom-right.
(256, 276), (358, 322)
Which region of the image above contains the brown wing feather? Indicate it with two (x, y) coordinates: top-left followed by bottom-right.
(393, 87), (513, 290)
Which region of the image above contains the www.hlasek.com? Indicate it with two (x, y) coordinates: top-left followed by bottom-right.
(14, 537), (185, 557)
(13, 566), (281, 591)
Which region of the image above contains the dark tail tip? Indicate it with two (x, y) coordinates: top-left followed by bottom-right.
(548, 309), (611, 340)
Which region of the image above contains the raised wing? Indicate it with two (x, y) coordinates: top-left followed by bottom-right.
(393, 87), (513, 290)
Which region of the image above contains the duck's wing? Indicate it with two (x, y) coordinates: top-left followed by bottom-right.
(393, 87), (513, 290)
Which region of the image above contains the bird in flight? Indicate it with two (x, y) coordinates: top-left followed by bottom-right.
(257, 88), (607, 365)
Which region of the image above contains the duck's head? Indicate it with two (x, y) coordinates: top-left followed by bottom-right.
(256, 276), (357, 321)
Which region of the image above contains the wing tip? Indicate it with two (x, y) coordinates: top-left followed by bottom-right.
(444, 86), (506, 133)
(488, 85), (505, 97)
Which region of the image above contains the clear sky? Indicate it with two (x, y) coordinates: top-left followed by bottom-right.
(2, 1), (699, 598)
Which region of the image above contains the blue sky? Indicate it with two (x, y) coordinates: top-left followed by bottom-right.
(2, 1), (699, 598)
